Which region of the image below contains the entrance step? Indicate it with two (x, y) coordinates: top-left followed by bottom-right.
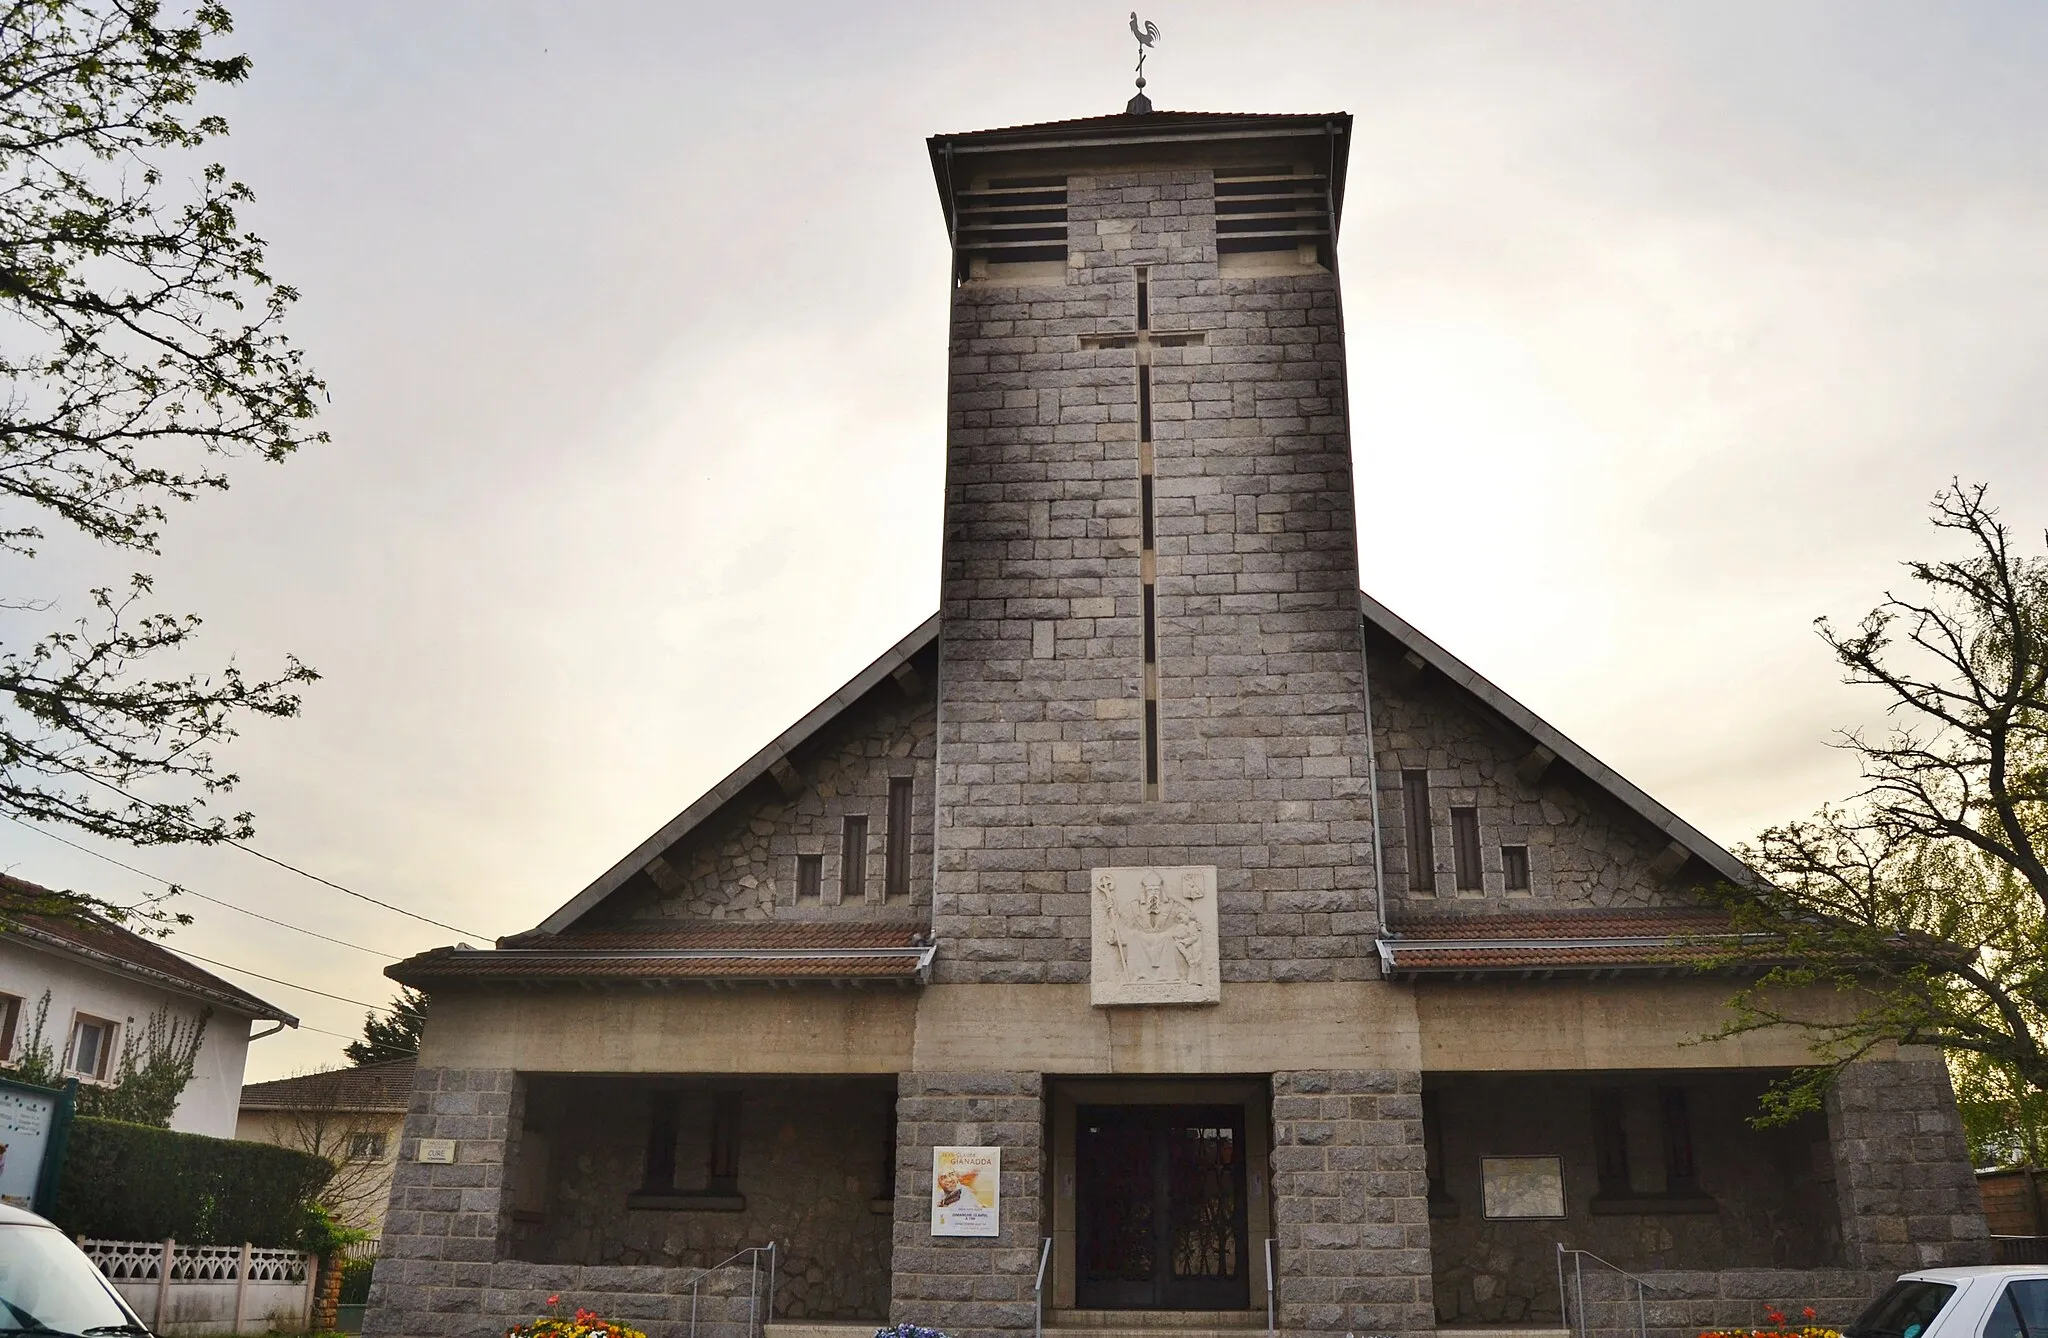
(765, 1325), (880, 1338)
(1436, 1330), (1571, 1338)
(1049, 1311), (1265, 1334)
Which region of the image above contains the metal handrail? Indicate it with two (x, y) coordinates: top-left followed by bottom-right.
(683, 1242), (777, 1338)
(1264, 1237), (1278, 1338)
(1556, 1244), (1660, 1338)
(1035, 1237), (1054, 1338)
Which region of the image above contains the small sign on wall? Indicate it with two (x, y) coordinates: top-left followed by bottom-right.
(1481, 1156), (1565, 1219)
(930, 1146), (1000, 1237)
(417, 1138), (457, 1164)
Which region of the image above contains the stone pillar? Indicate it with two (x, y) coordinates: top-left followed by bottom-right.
(890, 1072), (1044, 1338)
(363, 1067), (521, 1338)
(1826, 1049), (1990, 1271)
(1271, 1069), (1434, 1338)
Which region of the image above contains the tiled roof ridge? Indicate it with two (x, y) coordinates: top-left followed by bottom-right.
(1387, 907), (1736, 940)
(240, 1055), (416, 1111)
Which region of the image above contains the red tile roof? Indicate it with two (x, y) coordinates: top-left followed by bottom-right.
(1380, 908), (1764, 978)
(240, 1057), (414, 1112)
(0, 876), (295, 1023)
(392, 921), (933, 989)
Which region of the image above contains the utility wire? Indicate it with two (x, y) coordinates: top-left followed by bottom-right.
(56, 767), (491, 939)
(166, 946), (397, 1015)
(4, 817), (398, 960)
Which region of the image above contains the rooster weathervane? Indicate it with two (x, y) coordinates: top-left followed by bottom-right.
(1127, 12), (1161, 114)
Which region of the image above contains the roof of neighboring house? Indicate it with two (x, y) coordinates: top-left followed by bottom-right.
(0, 876), (296, 1024)
(389, 923), (933, 990)
(239, 1057), (414, 1113)
(1377, 909), (1768, 979)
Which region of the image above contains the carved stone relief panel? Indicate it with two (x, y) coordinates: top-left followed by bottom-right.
(1089, 865), (1220, 1007)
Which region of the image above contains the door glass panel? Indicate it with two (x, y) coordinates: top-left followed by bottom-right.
(1168, 1123), (1240, 1281)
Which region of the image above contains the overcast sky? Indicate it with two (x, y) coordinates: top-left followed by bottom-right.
(5, 1), (2048, 1080)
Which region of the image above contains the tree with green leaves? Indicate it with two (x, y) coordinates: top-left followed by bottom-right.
(0, 0), (323, 923)
(1705, 483), (2048, 1154)
(344, 986), (426, 1066)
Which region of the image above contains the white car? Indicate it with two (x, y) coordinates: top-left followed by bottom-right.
(1849, 1267), (2048, 1338)
(0, 1202), (151, 1338)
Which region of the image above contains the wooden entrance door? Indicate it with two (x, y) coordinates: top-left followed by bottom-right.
(1075, 1104), (1250, 1310)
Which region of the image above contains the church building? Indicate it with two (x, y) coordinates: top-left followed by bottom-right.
(365, 101), (1988, 1338)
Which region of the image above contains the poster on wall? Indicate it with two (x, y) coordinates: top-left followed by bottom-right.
(930, 1146), (1000, 1237)
(1481, 1156), (1566, 1219)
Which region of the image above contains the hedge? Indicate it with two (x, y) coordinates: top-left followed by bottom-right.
(47, 1116), (334, 1247)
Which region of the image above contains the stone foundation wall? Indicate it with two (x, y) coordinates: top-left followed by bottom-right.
(1828, 1051), (1991, 1271)
(889, 1071), (1044, 1338)
(1270, 1069), (1434, 1338)
(1568, 1268), (1892, 1338)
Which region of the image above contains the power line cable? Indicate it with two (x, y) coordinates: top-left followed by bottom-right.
(3, 816), (398, 960)
(167, 946), (398, 1014)
(54, 767), (491, 939)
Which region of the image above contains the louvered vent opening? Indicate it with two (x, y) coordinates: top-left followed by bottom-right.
(956, 175), (1068, 280)
(1214, 164), (1332, 265)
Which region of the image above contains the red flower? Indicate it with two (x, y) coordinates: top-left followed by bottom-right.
(1805, 1311), (1818, 1322)
(548, 1296), (560, 1307)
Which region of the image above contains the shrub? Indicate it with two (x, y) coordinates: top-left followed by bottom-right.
(339, 1258), (375, 1305)
(48, 1116), (333, 1246)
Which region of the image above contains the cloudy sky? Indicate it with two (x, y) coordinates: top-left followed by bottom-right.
(5, 0), (2048, 1080)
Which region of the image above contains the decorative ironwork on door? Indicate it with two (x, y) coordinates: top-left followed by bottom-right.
(1076, 1104), (1249, 1310)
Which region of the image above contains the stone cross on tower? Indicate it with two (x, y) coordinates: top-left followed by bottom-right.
(1081, 271), (1211, 799)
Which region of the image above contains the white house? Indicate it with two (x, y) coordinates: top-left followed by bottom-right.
(0, 875), (296, 1138)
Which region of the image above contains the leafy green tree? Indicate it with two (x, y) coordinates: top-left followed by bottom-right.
(1706, 484), (2048, 1134)
(344, 987), (426, 1066)
(0, 0), (323, 918)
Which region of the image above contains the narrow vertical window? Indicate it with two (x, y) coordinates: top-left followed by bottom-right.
(1502, 845), (1531, 893)
(841, 815), (869, 902)
(642, 1090), (679, 1192)
(707, 1090), (743, 1194)
(1402, 770), (1435, 892)
(796, 853), (822, 903)
(1450, 807), (1483, 891)
(1140, 476), (1155, 549)
(885, 777), (914, 900)
(1135, 271), (1150, 329)
(1143, 700), (1160, 788)
(1660, 1087), (1698, 1194)
(1591, 1088), (1630, 1198)
(1142, 589), (1157, 664)
(1137, 365), (1153, 441)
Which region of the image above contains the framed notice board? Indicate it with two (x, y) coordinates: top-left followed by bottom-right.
(0, 1075), (76, 1215)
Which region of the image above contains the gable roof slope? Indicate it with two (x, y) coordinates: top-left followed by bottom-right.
(0, 875), (296, 1024)
(528, 596), (1749, 937)
(240, 1056), (415, 1113)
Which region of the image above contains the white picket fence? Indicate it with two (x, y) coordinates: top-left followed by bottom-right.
(81, 1237), (318, 1335)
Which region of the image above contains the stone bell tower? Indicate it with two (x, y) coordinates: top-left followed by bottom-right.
(924, 110), (1383, 987)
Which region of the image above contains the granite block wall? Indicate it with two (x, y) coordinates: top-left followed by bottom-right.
(1828, 1052), (1991, 1270)
(592, 661), (937, 926)
(1270, 1068), (1435, 1337)
(1371, 652), (1712, 916)
(932, 160), (1385, 987)
(890, 1071), (1045, 1338)
(1567, 1268), (1893, 1338)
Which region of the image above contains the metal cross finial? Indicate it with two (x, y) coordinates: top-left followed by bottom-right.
(1127, 12), (1161, 114)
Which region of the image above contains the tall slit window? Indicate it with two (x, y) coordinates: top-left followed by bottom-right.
(1450, 807), (1483, 892)
(885, 777), (914, 900)
(796, 853), (822, 904)
(841, 815), (869, 903)
(1402, 770), (1435, 892)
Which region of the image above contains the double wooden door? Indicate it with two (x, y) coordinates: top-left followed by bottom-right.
(1074, 1104), (1250, 1310)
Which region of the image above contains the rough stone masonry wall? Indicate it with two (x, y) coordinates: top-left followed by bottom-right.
(594, 675), (936, 924)
(932, 162), (1383, 986)
(1828, 1051), (1991, 1271)
(890, 1072), (1043, 1338)
(1373, 665), (1706, 916)
(508, 1077), (893, 1320)
(365, 1068), (778, 1338)
(1270, 1069), (1435, 1338)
